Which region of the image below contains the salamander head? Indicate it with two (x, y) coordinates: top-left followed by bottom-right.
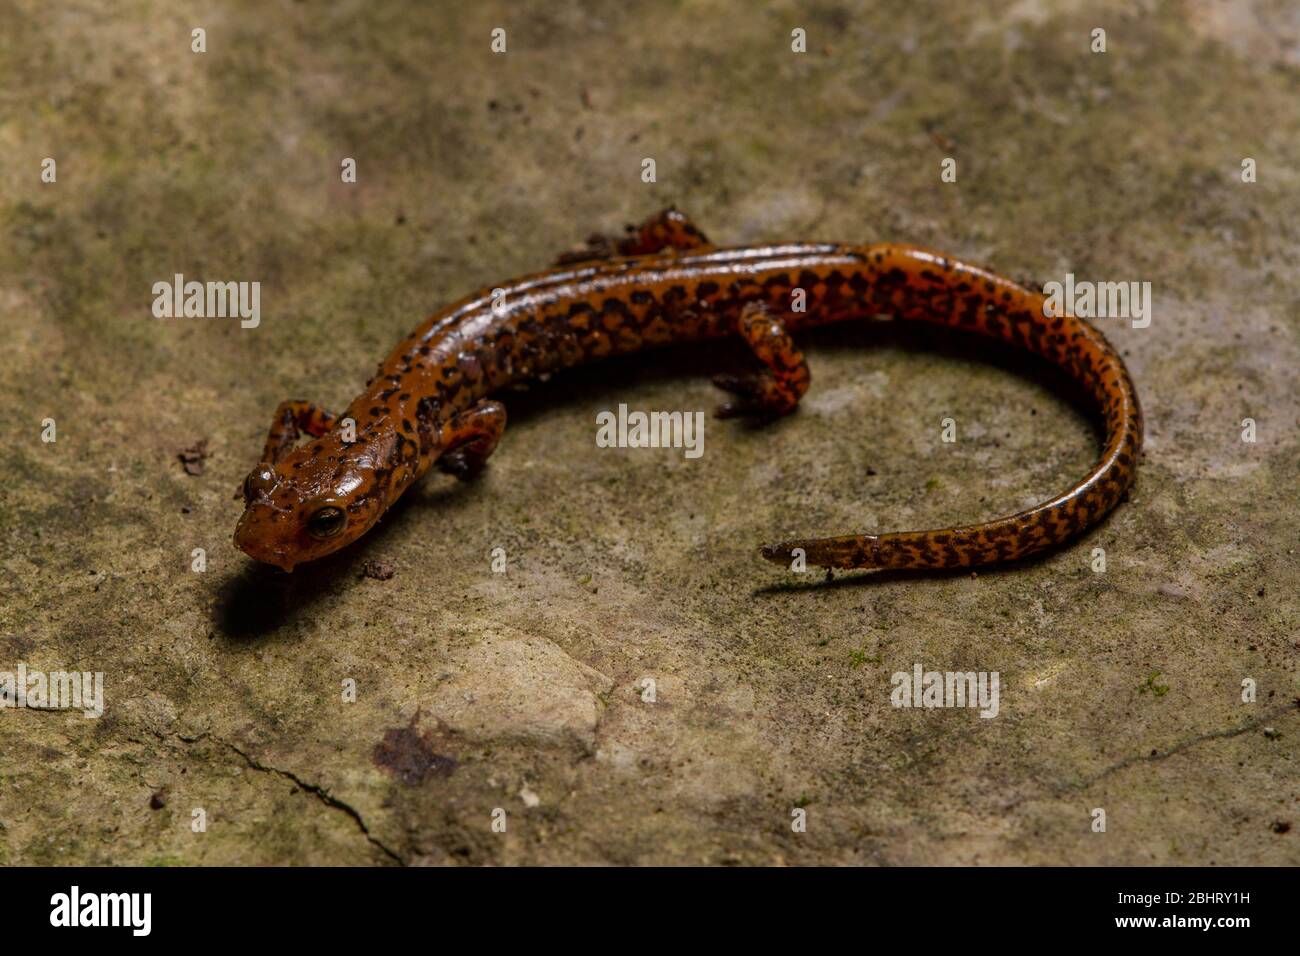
(233, 436), (391, 571)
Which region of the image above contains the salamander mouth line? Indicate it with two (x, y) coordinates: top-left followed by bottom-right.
(234, 208), (1141, 574)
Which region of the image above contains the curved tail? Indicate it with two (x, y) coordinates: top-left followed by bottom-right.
(761, 244), (1143, 570)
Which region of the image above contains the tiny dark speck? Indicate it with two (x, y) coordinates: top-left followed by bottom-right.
(362, 560), (396, 581)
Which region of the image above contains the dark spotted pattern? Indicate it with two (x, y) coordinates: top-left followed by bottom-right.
(234, 210), (1142, 572)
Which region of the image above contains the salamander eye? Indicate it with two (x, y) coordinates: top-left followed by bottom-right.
(243, 465), (277, 502)
(307, 506), (347, 539)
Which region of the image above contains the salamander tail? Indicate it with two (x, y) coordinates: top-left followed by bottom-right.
(759, 534), (883, 570)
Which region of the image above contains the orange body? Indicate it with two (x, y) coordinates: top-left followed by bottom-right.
(234, 209), (1142, 572)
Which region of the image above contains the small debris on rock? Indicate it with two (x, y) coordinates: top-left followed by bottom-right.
(362, 560), (396, 581)
(177, 439), (209, 476)
(149, 790), (166, 810)
(1270, 820), (1291, 834)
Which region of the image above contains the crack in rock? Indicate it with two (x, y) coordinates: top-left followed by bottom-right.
(1074, 699), (1299, 789)
(224, 742), (403, 865)
(1004, 699), (1299, 812)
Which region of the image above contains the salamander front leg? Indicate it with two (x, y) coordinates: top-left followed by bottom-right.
(555, 207), (712, 264)
(436, 400), (507, 480)
(713, 302), (811, 419)
(261, 400), (337, 464)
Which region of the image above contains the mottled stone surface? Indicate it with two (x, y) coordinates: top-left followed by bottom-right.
(0, 1), (1296, 865)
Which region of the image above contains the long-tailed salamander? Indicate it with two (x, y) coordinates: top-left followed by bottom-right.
(234, 208), (1142, 572)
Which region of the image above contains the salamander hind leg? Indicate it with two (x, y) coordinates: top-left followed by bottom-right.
(260, 400), (337, 464)
(555, 207), (712, 264)
(617, 207), (711, 255)
(436, 399), (507, 480)
(713, 302), (811, 419)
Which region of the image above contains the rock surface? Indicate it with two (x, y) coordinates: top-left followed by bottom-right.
(1, 1), (1296, 864)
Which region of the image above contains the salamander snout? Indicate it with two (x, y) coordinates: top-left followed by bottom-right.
(233, 510), (298, 571)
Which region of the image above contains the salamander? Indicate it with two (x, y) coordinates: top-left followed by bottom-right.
(234, 208), (1142, 572)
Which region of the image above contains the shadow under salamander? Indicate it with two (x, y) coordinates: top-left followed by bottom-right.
(214, 484), (467, 642)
